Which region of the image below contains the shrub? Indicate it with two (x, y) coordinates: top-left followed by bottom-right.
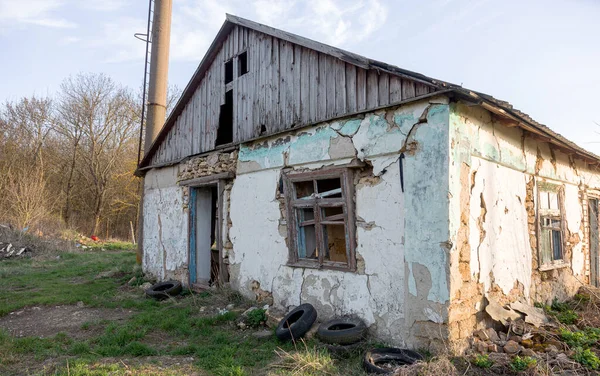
(510, 356), (536, 372)
(551, 298), (570, 312)
(573, 347), (600, 370)
(472, 354), (493, 368)
(245, 309), (267, 328)
(556, 310), (579, 325)
(560, 328), (600, 348)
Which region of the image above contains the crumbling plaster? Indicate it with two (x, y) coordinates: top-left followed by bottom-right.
(448, 101), (600, 349)
(230, 97), (451, 346)
(142, 166), (190, 283)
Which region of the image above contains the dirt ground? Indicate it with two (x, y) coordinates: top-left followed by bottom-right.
(0, 305), (133, 339)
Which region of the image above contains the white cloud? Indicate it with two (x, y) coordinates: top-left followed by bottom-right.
(60, 35), (81, 44)
(0, 0), (76, 29)
(79, 0), (127, 12)
(96, 16), (147, 63)
(94, 0), (389, 64)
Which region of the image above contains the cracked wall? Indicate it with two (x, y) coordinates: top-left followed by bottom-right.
(143, 166), (190, 283)
(229, 96), (451, 347)
(448, 101), (600, 351)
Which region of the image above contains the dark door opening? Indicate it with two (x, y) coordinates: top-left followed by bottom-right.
(590, 198), (599, 287)
(216, 90), (233, 146)
(190, 186), (221, 287)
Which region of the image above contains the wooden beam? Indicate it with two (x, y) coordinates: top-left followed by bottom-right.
(179, 172), (235, 187)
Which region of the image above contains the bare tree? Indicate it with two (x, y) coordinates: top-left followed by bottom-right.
(57, 73), (139, 235)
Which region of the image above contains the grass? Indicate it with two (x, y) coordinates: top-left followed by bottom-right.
(509, 356), (536, 372)
(471, 353), (493, 369)
(0, 248), (346, 376)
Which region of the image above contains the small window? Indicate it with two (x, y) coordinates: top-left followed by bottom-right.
(225, 59), (234, 84)
(283, 169), (356, 271)
(537, 183), (565, 268)
(238, 51), (248, 77)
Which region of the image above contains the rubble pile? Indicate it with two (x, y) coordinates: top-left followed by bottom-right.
(470, 289), (600, 372)
(0, 243), (32, 259)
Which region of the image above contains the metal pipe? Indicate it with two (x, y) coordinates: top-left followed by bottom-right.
(144, 0), (172, 154)
(138, 0), (172, 266)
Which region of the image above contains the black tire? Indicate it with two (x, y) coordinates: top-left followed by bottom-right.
(145, 280), (182, 300)
(275, 303), (317, 341)
(363, 348), (423, 374)
(317, 317), (367, 345)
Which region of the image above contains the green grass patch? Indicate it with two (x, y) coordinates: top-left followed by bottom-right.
(573, 347), (600, 370)
(509, 356), (536, 372)
(472, 353), (493, 368)
(560, 327), (600, 348)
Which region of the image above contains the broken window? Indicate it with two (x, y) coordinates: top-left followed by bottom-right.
(215, 90), (233, 146)
(224, 59), (234, 84)
(537, 183), (565, 268)
(283, 168), (356, 271)
(238, 51), (248, 77)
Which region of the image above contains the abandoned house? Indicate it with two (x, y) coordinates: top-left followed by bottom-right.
(137, 14), (600, 351)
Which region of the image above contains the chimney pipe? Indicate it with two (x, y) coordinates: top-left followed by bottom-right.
(144, 0), (172, 154)
(138, 0), (172, 265)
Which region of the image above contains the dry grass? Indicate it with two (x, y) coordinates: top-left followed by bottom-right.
(0, 225), (77, 258)
(270, 340), (338, 376)
(393, 355), (457, 376)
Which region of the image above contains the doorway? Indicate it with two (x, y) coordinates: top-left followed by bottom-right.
(590, 198), (599, 287)
(189, 185), (221, 287)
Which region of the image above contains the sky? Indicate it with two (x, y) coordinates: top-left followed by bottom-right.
(1, 0), (599, 153)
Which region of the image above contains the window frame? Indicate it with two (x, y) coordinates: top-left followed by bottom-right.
(282, 168), (357, 272)
(537, 181), (567, 270)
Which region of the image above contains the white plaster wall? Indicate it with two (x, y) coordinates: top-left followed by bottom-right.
(468, 157), (531, 297)
(449, 102), (600, 302)
(143, 166), (189, 283)
(230, 97), (451, 345)
(229, 158), (406, 341)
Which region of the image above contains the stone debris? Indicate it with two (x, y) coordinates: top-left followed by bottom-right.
(485, 299), (522, 326)
(0, 243), (32, 259)
(510, 301), (549, 327)
(502, 340), (520, 354)
(251, 329), (272, 339)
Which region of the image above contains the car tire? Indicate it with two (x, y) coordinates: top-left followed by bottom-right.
(275, 303), (317, 341)
(145, 280), (183, 300)
(317, 317), (367, 345)
(363, 347), (423, 374)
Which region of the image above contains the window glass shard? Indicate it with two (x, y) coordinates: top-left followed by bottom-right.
(322, 223), (347, 263)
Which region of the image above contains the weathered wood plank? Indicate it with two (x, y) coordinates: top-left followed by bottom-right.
(415, 82), (429, 96)
(272, 37), (280, 130)
(309, 49), (318, 123)
(389, 76), (402, 103)
(366, 70), (378, 108)
(356, 67), (366, 111)
(335, 59), (346, 116)
(401, 78), (415, 99)
(378, 72), (389, 107)
(300, 47), (310, 124)
(326, 55), (336, 119)
(345, 63), (356, 113)
(292, 44), (301, 126)
(318, 52), (327, 120)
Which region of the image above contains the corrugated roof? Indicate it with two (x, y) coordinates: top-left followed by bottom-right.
(138, 14), (600, 170)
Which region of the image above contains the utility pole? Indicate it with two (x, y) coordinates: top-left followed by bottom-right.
(144, 0), (173, 153)
(137, 0), (173, 265)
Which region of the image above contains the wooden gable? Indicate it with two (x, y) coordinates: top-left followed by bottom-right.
(145, 18), (442, 168)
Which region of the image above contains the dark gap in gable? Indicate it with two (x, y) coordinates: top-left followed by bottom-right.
(225, 59), (234, 84)
(216, 90), (233, 146)
(238, 51), (248, 77)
